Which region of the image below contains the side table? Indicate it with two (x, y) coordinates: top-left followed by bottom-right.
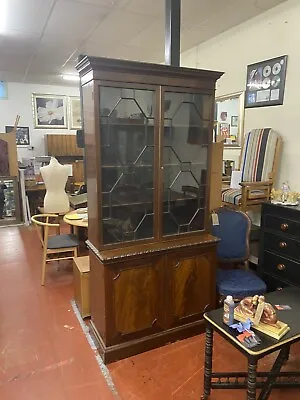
(201, 287), (300, 400)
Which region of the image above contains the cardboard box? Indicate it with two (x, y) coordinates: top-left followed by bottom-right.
(73, 256), (90, 318)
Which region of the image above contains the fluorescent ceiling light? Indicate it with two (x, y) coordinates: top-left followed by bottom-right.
(62, 74), (80, 82)
(0, 0), (8, 34)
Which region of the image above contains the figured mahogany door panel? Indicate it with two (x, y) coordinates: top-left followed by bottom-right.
(171, 251), (215, 324)
(113, 258), (162, 337)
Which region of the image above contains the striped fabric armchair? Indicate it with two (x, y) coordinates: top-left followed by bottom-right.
(222, 128), (282, 211)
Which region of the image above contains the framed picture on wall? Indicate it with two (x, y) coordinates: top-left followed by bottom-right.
(231, 116), (238, 127)
(5, 126), (30, 146)
(32, 94), (68, 128)
(69, 96), (82, 130)
(245, 55), (288, 108)
(220, 123), (230, 138)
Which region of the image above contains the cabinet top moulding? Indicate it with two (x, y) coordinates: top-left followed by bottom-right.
(88, 233), (219, 264)
(76, 56), (223, 88)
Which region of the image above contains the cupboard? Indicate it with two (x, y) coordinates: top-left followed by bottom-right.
(77, 56), (223, 363)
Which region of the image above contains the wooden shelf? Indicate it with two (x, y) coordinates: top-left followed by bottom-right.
(101, 163), (207, 168)
(101, 198), (202, 208)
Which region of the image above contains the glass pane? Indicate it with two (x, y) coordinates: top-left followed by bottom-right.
(0, 178), (16, 220)
(163, 91), (212, 236)
(99, 86), (155, 245)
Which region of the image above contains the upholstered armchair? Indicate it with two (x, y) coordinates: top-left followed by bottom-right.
(221, 128), (282, 211)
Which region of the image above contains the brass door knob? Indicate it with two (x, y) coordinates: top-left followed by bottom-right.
(277, 263), (286, 271)
(280, 223), (289, 231)
(279, 241), (287, 248)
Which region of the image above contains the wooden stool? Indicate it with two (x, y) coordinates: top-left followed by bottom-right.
(73, 256), (90, 318)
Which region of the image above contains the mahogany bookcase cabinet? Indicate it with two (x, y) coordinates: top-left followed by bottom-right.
(76, 56), (223, 363)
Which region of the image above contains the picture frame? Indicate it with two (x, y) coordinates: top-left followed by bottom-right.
(245, 55), (288, 108)
(32, 94), (68, 128)
(215, 91), (245, 147)
(220, 123), (230, 138)
(231, 116), (238, 127)
(5, 126), (30, 146)
(69, 96), (82, 130)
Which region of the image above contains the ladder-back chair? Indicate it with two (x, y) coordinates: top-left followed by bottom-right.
(222, 128), (282, 211)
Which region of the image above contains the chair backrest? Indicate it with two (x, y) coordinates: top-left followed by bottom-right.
(31, 214), (59, 248)
(240, 128), (281, 182)
(211, 207), (251, 262)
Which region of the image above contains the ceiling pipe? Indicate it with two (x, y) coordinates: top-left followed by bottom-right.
(165, 0), (181, 66)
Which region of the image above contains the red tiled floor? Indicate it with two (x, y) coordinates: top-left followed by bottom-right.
(0, 226), (115, 400)
(1, 225), (300, 399)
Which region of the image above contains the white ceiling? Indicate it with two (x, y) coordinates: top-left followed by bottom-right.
(0, 0), (287, 86)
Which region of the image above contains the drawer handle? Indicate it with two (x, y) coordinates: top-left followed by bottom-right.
(281, 223), (289, 231)
(279, 241), (287, 248)
(277, 263), (286, 271)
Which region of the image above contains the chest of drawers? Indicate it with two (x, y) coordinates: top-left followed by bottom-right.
(259, 202), (300, 291)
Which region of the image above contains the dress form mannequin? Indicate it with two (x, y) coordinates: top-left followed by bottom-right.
(41, 157), (69, 213)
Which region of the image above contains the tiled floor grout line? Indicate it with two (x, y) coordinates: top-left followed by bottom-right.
(70, 300), (121, 399)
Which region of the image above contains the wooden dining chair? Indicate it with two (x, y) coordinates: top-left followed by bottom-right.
(31, 214), (79, 285)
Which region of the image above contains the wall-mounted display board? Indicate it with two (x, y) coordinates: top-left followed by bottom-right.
(245, 55), (288, 108)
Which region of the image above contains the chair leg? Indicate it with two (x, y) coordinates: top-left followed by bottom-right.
(55, 216), (61, 235)
(41, 249), (47, 286)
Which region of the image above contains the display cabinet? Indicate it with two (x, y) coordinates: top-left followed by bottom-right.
(77, 56), (223, 363)
(0, 176), (21, 226)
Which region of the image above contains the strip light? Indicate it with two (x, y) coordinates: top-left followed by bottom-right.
(62, 75), (80, 82)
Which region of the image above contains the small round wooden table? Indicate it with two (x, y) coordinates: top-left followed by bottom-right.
(64, 210), (88, 255)
(63, 210), (88, 235)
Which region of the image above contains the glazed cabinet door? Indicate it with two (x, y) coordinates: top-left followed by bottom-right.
(161, 89), (213, 237)
(98, 83), (158, 246)
(166, 247), (216, 327)
(107, 256), (164, 344)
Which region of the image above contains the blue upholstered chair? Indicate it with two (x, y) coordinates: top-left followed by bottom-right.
(222, 128), (282, 211)
(211, 207), (266, 300)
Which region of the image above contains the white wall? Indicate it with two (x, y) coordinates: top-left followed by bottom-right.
(0, 82), (79, 161)
(181, 0), (300, 190)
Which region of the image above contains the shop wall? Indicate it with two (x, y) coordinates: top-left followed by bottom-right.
(0, 82), (79, 161)
(181, 0), (300, 190)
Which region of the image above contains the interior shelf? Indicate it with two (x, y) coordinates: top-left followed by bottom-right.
(102, 163), (207, 168)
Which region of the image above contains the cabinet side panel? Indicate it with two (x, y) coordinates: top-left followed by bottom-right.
(90, 251), (106, 341)
(82, 82), (100, 247)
